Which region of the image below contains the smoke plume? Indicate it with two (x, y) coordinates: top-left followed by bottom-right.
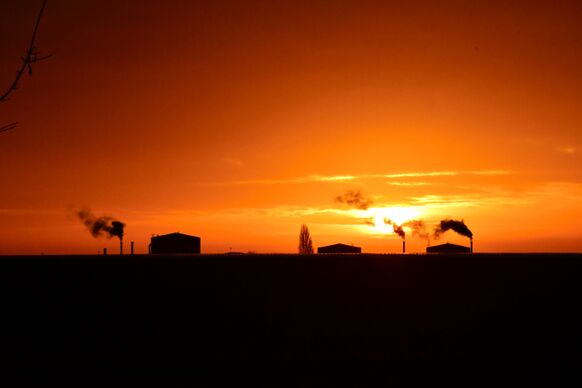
(392, 223), (405, 239)
(404, 219), (430, 242)
(335, 190), (373, 210)
(433, 219), (472, 239)
(76, 207), (125, 241)
(381, 218), (430, 242)
(383, 218), (405, 239)
(364, 218), (375, 226)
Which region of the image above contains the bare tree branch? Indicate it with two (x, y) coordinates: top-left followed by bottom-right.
(0, 0), (49, 103)
(0, 122), (18, 134)
(1, 0), (49, 134)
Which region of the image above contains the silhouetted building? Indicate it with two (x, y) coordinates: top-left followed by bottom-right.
(150, 232), (201, 254)
(318, 243), (361, 254)
(426, 243), (470, 254)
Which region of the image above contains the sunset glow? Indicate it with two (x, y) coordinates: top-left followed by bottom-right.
(0, 1), (581, 254)
(370, 207), (422, 235)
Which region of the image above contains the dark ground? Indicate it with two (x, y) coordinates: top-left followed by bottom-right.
(1, 253), (581, 384)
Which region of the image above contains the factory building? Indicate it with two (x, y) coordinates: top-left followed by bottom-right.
(150, 232), (201, 254)
(318, 243), (361, 254)
(426, 243), (471, 254)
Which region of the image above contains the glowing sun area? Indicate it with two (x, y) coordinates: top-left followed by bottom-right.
(370, 207), (422, 234)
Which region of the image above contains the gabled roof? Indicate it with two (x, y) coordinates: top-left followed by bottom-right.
(320, 243), (359, 249)
(430, 242), (466, 248)
(426, 242), (470, 253)
(318, 243), (362, 253)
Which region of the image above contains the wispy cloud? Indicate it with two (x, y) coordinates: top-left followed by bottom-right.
(407, 183), (572, 209)
(408, 195), (480, 208)
(378, 170), (511, 179)
(469, 170), (513, 176)
(219, 175), (356, 185)
(380, 171), (458, 179)
(203, 170), (513, 186)
(387, 182), (430, 186)
(275, 207), (363, 218)
(316, 175), (357, 181)
(137, 206), (361, 220)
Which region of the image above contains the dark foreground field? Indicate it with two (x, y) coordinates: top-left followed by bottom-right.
(1, 253), (581, 382)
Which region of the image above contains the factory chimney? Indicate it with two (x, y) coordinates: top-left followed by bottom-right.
(120, 239), (123, 255)
(403, 240), (406, 254)
(103, 248), (107, 256)
(470, 238), (473, 254)
(131, 241), (134, 255)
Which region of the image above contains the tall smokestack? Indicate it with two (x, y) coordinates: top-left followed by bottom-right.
(120, 239), (123, 255)
(131, 241), (134, 255)
(103, 248), (107, 256)
(383, 219), (406, 254)
(471, 238), (473, 254)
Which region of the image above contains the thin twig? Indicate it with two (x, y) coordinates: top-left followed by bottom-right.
(0, 0), (49, 102)
(0, 122), (18, 134)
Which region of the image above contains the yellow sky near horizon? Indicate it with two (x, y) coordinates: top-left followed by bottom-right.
(1, 168), (581, 254)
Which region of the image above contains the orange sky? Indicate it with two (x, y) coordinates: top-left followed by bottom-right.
(1, 0), (581, 254)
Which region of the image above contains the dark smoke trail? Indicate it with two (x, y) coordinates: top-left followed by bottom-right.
(76, 208), (125, 241)
(335, 190), (373, 210)
(404, 219), (430, 243)
(382, 218), (431, 242)
(392, 223), (405, 239)
(433, 218), (472, 239)
(384, 218), (405, 239)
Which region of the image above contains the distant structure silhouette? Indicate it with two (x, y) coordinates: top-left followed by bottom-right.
(318, 243), (361, 254)
(426, 243), (471, 254)
(150, 232), (201, 254)
(298, 224), (314, 254)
